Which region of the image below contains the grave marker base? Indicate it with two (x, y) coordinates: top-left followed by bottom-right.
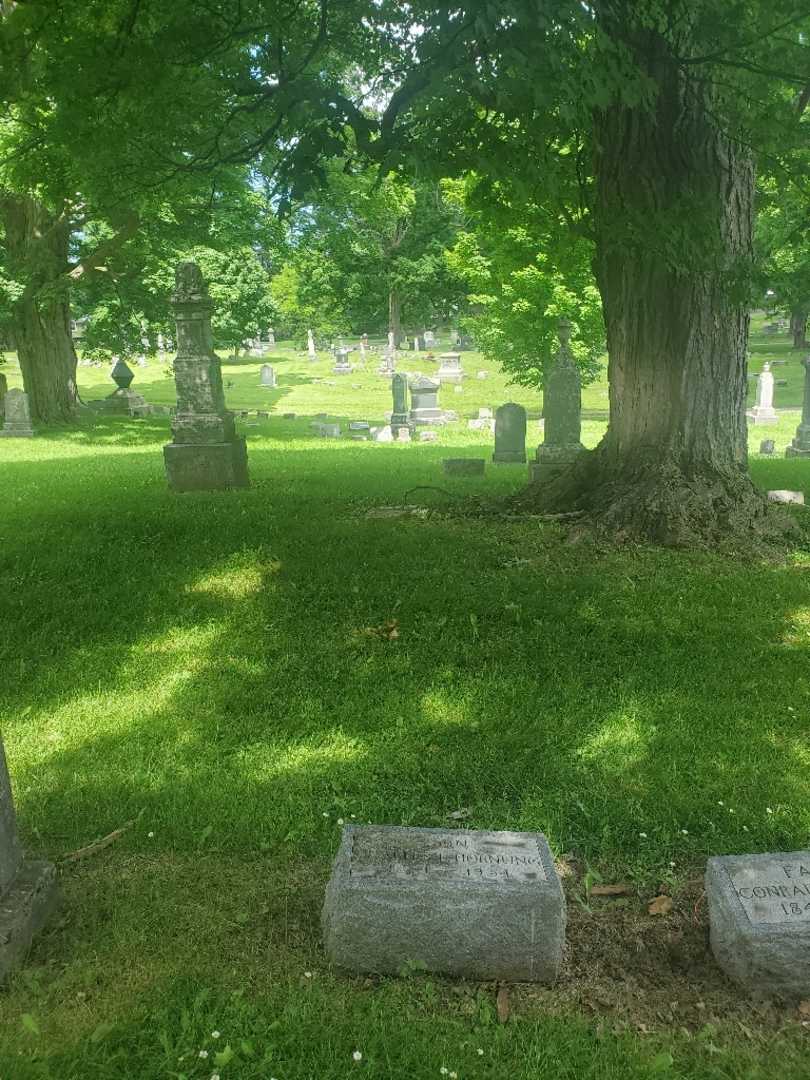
(0, 860), (58, 982)
(164, 438), (249, 491)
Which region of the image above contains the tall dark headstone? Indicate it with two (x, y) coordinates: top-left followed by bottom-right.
(391, 373), (410, 434)
(163, 262), (249, 491)
(493, 403), (527, 463)
(530, 319), (584, 482)
(787, 357), (810, 458)
(0, 371), (7, 416)
(0, 738), (58, 980)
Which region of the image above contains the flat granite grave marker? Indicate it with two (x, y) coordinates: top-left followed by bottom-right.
(323, 825), (565, 982)
(706, 851), (810, 999)
(0, 738), (58, 980)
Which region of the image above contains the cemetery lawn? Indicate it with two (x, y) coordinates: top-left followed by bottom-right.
(1, 334), (810, 1079)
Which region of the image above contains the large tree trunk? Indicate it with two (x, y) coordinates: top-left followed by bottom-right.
(2, 195), (78, 424)
(791, 309), (808, 350)
(521, 27), (783, 547)
(388, 287), (402, 347)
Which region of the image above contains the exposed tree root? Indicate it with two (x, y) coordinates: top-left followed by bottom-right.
(511, 448), (798, 552)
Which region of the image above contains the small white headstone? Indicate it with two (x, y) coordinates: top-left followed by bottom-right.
(747, 364), (778, 424)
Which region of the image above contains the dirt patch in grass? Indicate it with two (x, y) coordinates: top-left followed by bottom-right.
(513, 870), (805, 1043)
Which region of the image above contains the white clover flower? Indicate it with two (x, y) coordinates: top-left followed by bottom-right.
(304, 971), (313, 978)
(717, 801), (724, 807)
(450, 1073), (458, 1078)
(440, 1070), (449, 1076)
(148, 831), (155, 838)
(211, 1075), (221, 1080)
(211, 1031), (220, 1039)
(322, 811), (329, 818)
(477, 1048), (484, 1055)
(337, 818), (345, 825)
(743, 825), (749, 832)
(353, 1050), (363, 1062)
(728, 809), (735, 815)
(198, 1050), (209, 1059)
(351, 814), (356, 819)
(766, 807), (774, 815)
(680, 829), (688, 836)
(669, 861), (676, 868)
(638, 832), (648, 839)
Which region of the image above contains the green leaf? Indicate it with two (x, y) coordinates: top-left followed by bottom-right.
(650, 1051), (674, 1072)
(21, 1013), (40, 1035)
(214, 1044), (235, 1068)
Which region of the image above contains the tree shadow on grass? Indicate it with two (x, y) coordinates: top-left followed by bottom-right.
(2, 438), (810, 868)
(3, 440), (810, 1075)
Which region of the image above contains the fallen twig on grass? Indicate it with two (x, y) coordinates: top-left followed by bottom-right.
(62, 811), (143, 864)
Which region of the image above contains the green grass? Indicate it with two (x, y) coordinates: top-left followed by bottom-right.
(1, 332), (809, 1078)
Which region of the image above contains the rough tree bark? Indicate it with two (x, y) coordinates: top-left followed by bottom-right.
(791, 309), (808, 350)
(520, 27), (782, 547)
(2, 195), (78, 424)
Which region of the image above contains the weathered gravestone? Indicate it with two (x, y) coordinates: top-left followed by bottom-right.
(378, 347), (396, 376)
(530, 319), (584, 482)
(163, 262), (249, 491)
(0, 738), (58, 980)
(759, 439), (775, 455)
(323, 825), (565, 982)
(437, 352), (465, 384)
(746, 363), (778, 425)
(493, 403), (527, 463)
(786, 357), (810, 458)
(0, 372), (8, 416)
(409, 376), (443, 425)
(307, 329), (317, 360)
(333, 348), (352, 375)
(391, 373), (410, 435)
(0, 389), (34, 438)
(260, 364), (277, 388)
(706, 851), (810, 999)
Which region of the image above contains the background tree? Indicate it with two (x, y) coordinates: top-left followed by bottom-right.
(445, 176), (604, 391)
(755, 172), (810, 349)
(276, 162), (464, 343)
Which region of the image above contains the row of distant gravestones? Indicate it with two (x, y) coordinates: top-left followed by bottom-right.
(3, 734), (806, 1002)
